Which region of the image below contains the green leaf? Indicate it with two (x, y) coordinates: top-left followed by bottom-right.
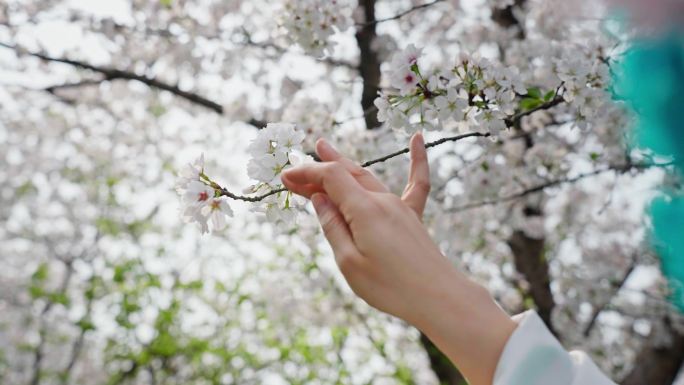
(331, 326), (348, 348)
(29, 285), (44, 299)
(149, 332), (178, 357)
(77, 318), (96, 331)
(113, 261), (136, 283)
(31, 263), (49, 282)
(393, 364), (414, 384)
(96, 217), (120, 236)
(543, 90), (556, 101)
(16, 181), (36, 197)
(150, 104), (166, 117)
(105, 176), (119, 187)
(527, 87), (542, 99)
(47, 292), (70, 306)
(178, 280), (203, 290)
(520, 97), (543, 111)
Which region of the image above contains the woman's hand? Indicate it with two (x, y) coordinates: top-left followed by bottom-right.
(283, 133), (454, 324)
(281, 133), (516, 385)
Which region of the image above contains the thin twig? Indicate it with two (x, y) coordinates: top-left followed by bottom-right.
(215, 90), (571, 202)
(583, 254), (638, 337)
(358, 0), (447, 27)
(362, 132), (489, 167)
(506, 96), (564, 125)
(0, 41), (224, 113)
(217, 131), (490, 202)
(448, 161), (671, 212)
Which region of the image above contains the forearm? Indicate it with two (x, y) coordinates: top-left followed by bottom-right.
(412, 261), (517, 385)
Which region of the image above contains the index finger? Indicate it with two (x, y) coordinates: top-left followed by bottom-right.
(282, 161), (369, 210)
(316, 139), (388, 193)
(402, 132), (430, 217)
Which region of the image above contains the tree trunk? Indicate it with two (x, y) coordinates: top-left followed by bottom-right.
(507, 228), (556, 335)
(355, 0), (381, 130)
(622, 319), (684, 385)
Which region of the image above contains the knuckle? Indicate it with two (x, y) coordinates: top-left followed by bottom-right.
(356, 167), (373, 177)
(360, 195), (383, 213)
(321, 162), (345, 182)
(321, 212), (345, 235)
(323, 161), (342, 174)
(372, 193), (402, 216)
(383, 193), (403, 206)
(336, 252), (361, 274)
(413, 179), (431, 193)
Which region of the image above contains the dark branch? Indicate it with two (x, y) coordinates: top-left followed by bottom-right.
(583, 254), (638, 337)
(0, 41), (224, 114)
(215, 92), (573, 202)
(358, 0), (447, 27)
(361, 132), (489, 167)
(45, 78), (108, 92)
(217, 131), (490, 202)
(448, 162), (670, 212)
(239, 32), (357, 70)
(31, 260), (74, 385)
(506, 95), (564, 126)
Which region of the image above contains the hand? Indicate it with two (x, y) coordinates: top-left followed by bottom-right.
(281, 133), (516, 385)
(282, 133), (449, 323)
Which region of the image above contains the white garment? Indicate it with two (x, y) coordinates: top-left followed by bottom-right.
(494, 311), (616, 385)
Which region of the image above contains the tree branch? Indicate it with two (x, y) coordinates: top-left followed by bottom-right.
(238, 32), (357, 70)
(214, 94), (575, 202)
(216, 131), (490, 202)
(362, 132), (489, 167)
(583, 254), (638, 337)
(357, 0), (447, 27)
(31, 260), (74, 385)
(0, 41), (224, 114)
(448, 162), (670, 212)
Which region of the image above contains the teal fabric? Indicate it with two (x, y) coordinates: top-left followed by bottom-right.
(614, 32), (684, 311)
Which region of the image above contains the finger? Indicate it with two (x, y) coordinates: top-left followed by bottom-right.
(281, 179), (324, 198)
(316, 139), (388, 193)
(311, 193), (362, 269)
(281, 162), (368, 210)
(401, 132), (431, 217)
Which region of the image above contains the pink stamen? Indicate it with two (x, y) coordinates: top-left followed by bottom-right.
(198, 191), (209, 201)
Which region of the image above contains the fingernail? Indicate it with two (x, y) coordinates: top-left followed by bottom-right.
(414, 131), (424, 145)
(311, 193), (331, 215)
(318, 139), (340, 157)
(281, 169), (291, 180)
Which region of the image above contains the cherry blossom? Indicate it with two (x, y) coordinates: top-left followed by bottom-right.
(278, 0), (354, 57)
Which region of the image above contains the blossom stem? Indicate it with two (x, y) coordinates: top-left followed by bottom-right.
(216, 131), (491, 202)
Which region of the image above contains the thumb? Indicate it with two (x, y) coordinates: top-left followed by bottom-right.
(311, 193), (360, 264)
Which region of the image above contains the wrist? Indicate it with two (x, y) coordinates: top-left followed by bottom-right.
(411, 258), (517, 385)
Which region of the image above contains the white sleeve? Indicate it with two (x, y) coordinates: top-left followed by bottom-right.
(493, 310), (616, 385)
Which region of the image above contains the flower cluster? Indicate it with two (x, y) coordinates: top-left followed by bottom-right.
(554, 54), (610, 129)
(176, 123), (312, 233)
(245, 123), (312, 223)
(175, 154), (234, 234)
(278, 0), (353, 57)
(282, 96), (335, 151)
(374, 45), (529, 135)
